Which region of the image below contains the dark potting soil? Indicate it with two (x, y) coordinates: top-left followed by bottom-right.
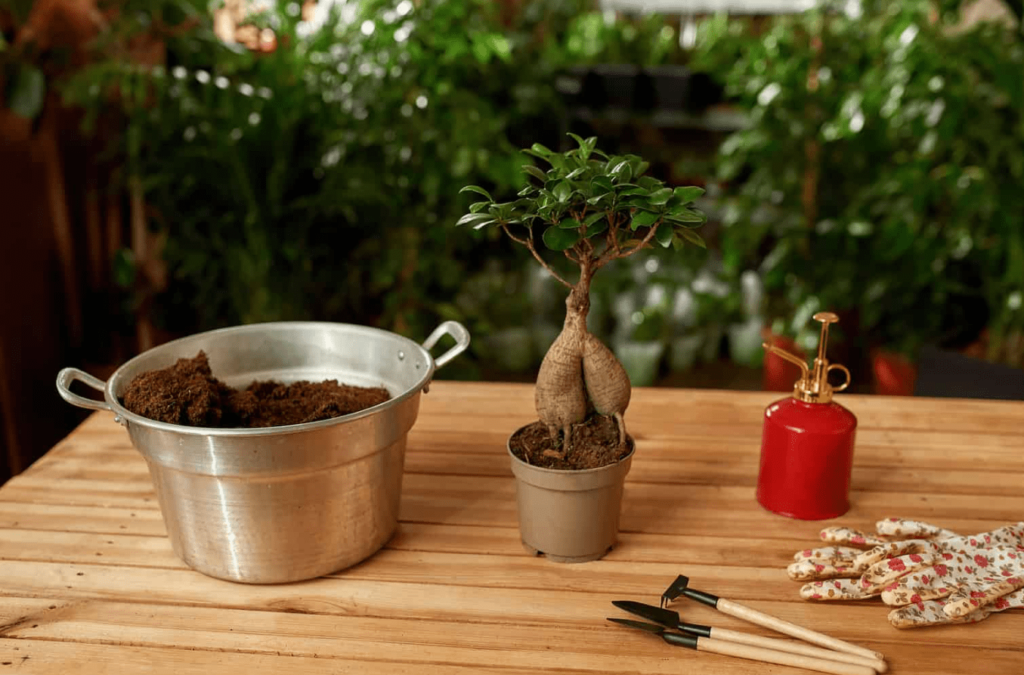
(121, 351), (390, 428)
(509, 414), (631, 471)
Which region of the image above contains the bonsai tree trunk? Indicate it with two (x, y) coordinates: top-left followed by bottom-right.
(535, 258), (631, 455)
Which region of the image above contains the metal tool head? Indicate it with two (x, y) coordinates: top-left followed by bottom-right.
(613, 600), (681, 628)
(608, 617), (700, 650)
(607, 617), (666, 634)
(661, 575), (691, 608)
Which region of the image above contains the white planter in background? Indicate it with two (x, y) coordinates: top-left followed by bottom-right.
(728, 317), (765, 367)
(668, 333), (703, 372)
(614, 339), (666, 387)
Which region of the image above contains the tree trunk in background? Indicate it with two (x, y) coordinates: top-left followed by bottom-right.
(0, 107), (87, 483)
(0, 0), (121, 483)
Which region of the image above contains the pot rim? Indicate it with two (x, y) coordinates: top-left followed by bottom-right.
(506, 422), (635, 476)
(58, 320), (469, 438)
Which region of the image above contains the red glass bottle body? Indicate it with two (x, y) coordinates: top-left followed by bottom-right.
(757, 397), (857, 520)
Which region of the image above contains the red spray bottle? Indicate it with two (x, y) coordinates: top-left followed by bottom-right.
(757, 312), (856, 520)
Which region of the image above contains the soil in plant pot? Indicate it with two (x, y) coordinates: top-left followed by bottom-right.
(509, 414), (629, 470)
(121, 351), (390, 428)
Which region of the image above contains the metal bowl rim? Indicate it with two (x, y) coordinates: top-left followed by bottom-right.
(103, 321), (435, 438)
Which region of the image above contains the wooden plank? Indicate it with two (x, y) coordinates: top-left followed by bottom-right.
(0, 639), (557, 675)
(2, 475), (1020, 540)
(0, 599), (1020, 674)
(0, 503), (166, 536)
(1, 558), (1022, 641)
(27, 449), (1024, 496)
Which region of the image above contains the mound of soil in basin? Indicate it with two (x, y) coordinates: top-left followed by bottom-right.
(509, 414), (631, 470)
(121, 351), (390, 428)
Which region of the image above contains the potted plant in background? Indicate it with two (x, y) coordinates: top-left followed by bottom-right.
(693, 1), (1024, 397)
(457, 133), (706, 562)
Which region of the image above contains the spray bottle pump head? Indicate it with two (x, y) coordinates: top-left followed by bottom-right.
(762, 312), (851, 404)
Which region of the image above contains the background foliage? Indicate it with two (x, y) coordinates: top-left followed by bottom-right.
(56, 0), (1024, 386)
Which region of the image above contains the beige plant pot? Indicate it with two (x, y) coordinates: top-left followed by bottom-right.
(508, 428), (634, 563)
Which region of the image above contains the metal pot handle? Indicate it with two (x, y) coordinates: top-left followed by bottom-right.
(422, 321), (471, 371)
(56, 368), (113, 412)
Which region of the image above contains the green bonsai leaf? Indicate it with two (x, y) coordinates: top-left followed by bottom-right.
(583, 212), (606, 226)
(456, 212), (493, 227)
(610, 161), (633, 182)
(667, 208), (706, 224)
(488, 202), (515, 220)
(673, 186), (705, 204)
(530, 143), (554, 157)
(558, 217), (580, 229)
(459, 185), (493, 201)
(551, 180), (572, 202)
(469, 201), (490, 213)
(522, 165), (547, 182)
(543, 225), (580, 251)
(678, 228), (707, 248)
(648, 188), (674, 205)
(585, 219), (609, 238)
(656, 224), (674, 248)
(631, 210), (660, 230)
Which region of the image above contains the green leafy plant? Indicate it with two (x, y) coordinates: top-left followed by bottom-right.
(556, 11), (680, 67)
(696, 1), (1024, 364)
(63, 0), (550, 341)
(457, 134), (705, 456)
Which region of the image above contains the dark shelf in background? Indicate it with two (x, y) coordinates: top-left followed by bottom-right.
(569, 105), (748, 132)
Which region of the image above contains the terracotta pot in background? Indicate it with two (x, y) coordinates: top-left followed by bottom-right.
(762, 330), (804, 392)
(872, 350), (918, 396)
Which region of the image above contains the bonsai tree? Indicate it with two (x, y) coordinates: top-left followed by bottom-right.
(457, 134), (706, 458)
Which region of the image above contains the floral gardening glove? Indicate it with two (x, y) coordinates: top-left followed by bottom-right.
(880, 524), (1024, 628)
(886, 588), (1024, 628)
(797, 522), (1024, 605)
(788, 518), (960, 584)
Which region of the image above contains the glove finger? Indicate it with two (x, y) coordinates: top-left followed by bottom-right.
(819, 526), (887, 548)
(792, 545), (864, 563)
(943, 576), (1024, 619)
(964, 522), (1024, 548)
(800, 578), (872, 601)
(859, 552), (936, 595)
(854, 540), (937, 569)
(881, 566), (957, 606)
(888, 599), (992, 629)
(875, 518), (959, 540)
(788, 559), (863, 581)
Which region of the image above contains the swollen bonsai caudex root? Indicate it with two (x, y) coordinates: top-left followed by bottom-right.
(535, 287), (594, 456)
(457, 134), (706, 469)
(536, 274), (631, 458)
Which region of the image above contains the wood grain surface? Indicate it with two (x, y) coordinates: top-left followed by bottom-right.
(0, 382), (1022, 674)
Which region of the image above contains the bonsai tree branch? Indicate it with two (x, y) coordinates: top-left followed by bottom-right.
(501, 222), (573, 289)
(594, 221), (661, 270)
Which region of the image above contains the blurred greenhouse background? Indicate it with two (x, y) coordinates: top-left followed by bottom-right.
(2, 0), (1023, 476)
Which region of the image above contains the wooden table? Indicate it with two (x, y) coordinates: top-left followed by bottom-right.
(1, 382), (1022, 673)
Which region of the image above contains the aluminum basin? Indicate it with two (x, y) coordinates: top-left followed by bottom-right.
(57, 321), (469, 583)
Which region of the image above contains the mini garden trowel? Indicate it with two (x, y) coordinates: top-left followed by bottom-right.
(611, 601), (886, 673)
(606, 617), (878, 675)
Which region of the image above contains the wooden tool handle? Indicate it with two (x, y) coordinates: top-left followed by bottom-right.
(711, 627), (886, 673)
(718, 598), (884, 662)
(697, 636), (877, 675)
